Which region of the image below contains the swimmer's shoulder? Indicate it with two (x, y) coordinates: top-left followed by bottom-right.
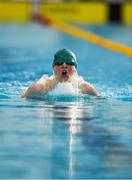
(38, 74), (54, 84)
(38, 74), (58, 89)
(75, 75), (87, 85)
(79, 79), (99, 96)
(78, 76), (94, 89)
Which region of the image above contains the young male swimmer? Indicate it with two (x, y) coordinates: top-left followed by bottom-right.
(22, 49), (99, 98)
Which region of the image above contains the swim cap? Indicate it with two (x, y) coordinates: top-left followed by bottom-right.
(52, 49), (77, 68)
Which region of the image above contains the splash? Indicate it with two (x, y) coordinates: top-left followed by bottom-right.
(98, 84), (132, 102)
(48, 82), (80, 96)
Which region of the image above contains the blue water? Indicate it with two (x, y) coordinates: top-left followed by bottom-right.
(0, 23), (132, 179)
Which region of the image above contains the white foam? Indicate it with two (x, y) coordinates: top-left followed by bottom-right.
(48, 82), (80, 96)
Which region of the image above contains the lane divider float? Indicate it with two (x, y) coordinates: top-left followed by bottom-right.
(34, 14), (132, 57)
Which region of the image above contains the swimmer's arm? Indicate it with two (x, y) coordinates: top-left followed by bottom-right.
(21, 76), (53, 98)
(21, 82), (46, 98)
(79, 81), (99, 96)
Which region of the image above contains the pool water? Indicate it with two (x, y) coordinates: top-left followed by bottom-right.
(0, 23), (132, 179)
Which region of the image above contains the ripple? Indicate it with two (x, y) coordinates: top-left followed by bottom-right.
(0, 94), (10, 99)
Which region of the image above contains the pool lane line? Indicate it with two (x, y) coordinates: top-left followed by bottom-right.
(52, 21), (132, 57)
(35, 14), (132, 57)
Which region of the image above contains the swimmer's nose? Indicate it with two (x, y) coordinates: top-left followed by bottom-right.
(61, 63), (68, 69)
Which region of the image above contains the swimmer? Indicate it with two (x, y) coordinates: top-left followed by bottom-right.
(22, 48), (99, 98)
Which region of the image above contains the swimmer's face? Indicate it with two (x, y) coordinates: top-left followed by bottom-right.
(53, 63), (76, 81)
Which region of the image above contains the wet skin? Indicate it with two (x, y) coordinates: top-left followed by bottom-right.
(22, 63), (99, 98)
(53, 63), (76, 82)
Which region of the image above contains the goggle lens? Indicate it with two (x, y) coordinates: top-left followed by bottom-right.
(54, 61), (74, 66)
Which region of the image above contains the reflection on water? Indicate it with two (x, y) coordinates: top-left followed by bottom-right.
(0, 97), (132, 178)
(16, 98), (131, 179)
(0, 93), (132, 178)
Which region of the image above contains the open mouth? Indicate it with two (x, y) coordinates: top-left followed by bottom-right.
(62, 70), (67, 76)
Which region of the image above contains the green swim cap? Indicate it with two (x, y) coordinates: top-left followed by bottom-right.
(52, 48), (77, 68)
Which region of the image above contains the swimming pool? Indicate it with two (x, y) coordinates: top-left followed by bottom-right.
(0, 23), (132, 178)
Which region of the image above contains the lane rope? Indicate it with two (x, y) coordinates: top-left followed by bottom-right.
(35, 14), (132, 57)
